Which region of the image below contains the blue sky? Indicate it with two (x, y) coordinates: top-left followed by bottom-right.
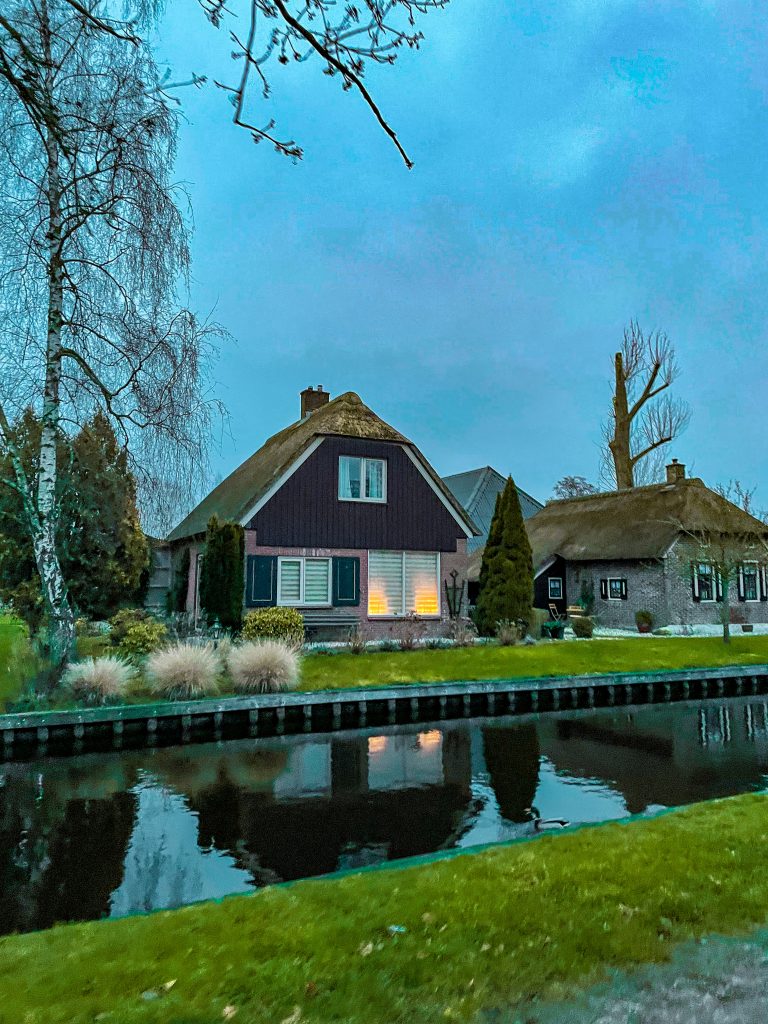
(156, 1), (768, 507)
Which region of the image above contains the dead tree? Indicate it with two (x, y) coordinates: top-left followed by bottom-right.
(605, 321), (690, 490)
(0, 1), (222, 668)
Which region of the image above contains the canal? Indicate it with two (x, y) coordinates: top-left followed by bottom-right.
(1, 693), (767, 935)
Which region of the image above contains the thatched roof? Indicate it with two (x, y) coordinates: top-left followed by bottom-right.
(168, 391), (476, 542)
(466, 477), (768, 580)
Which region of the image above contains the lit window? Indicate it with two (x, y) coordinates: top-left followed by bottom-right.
(368, 551), (440, 617)
(548, 577), (563, 600)
(743, 564), (759, 602)
(277, 557), (331, 606)
(339, 456), (386, 502)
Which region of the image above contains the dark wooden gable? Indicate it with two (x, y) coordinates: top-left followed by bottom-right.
(247, 436), (465, 551)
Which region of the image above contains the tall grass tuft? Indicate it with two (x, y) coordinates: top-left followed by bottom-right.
(146, 643), (221, 699)
(64, 657), (136, 705)
(227, 641), (300, 694)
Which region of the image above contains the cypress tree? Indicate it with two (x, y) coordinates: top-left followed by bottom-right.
(474, 477), (534, 636)
(199, 516), (245, 631)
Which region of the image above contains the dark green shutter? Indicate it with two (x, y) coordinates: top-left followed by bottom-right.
(332, 556), (360, 606)
(599, 579), (608, 600)
(620, 578), (628, 600)
(246, 555), (277, 607)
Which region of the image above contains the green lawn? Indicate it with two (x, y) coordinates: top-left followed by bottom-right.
(0, 614), (37, 710)
(2, 793), (767, 1023)
(299, 635), (768, 691)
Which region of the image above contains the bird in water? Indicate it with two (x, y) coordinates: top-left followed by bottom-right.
(525, 807), (570, 832)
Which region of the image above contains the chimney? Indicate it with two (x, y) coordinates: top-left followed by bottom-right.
(300, 385), (330, 419)
(666, 458), (685, 483)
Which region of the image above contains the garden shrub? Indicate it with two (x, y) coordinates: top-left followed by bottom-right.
(109, 607), (152, 647)
(635, 609), (654, 630)
(446, 618), (477, 647)
(398, 612), (425, 650)
(119, 620), (168, 658)
(474, 477), (533, 636)
(346, 627), (366, 655)
(378, 638), (400, 652)
(241, 607), (304, 647)
(146, 642), (220, 699)
(495, 620), (518, 646)
(198, 516), (245, 631)
(64, 656), (135, 704)
(227, 641), (300, 694)
(528, 608), (550, 640)
(571, 615), (594, 639)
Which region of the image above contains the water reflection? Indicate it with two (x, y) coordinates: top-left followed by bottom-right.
(2, 696), (768, 934)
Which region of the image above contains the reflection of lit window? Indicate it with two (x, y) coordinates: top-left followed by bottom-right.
(418, 730), (441, 750)
(368, 551), (440, 617)
(368, 736), (387, 755)
(339, 456), (386, 502)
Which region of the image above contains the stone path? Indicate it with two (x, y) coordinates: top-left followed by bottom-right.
(494, 931), (768, 1024)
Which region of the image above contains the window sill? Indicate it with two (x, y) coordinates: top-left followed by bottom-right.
(367, 615), (442, 621)
(338, 496), (387, 505)
(277, 603), (332, 609)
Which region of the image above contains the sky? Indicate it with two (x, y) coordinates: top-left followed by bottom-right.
(155, 1), (768, 508)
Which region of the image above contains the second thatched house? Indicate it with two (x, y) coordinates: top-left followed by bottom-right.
(468, 460), (768, 629)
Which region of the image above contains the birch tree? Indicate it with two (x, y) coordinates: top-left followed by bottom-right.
(604, 321), (690, 490)
(0, 1), (220, 667)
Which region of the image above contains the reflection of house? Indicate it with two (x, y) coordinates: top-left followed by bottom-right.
(168, 388), (478, 637)
(469, 460), (768, 626)
(538, 700), (768, 814)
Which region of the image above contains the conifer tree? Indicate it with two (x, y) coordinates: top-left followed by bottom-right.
(475, 478), (534, 636)
(199, 517), (245, 631)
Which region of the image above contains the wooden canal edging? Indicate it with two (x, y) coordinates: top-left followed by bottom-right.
(2, 663), (768, 762)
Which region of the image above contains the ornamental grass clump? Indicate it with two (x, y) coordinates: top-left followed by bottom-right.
(227, 641), (300, 694)
(64, 656), (135, 705)
(146, 643), (221, 700)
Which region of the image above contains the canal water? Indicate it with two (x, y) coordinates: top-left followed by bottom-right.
(2, 694), (767, 935)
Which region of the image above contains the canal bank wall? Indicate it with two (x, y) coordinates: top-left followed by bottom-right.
(2, 662), (768, 761)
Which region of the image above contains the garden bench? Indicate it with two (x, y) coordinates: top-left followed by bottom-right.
(301, 610), (359, 638)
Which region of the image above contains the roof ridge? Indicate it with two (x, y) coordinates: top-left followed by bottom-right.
(544, 478), (704, 507)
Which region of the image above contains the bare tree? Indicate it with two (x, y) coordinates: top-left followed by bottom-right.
(4, 0), (450, 166)
(715, 481), (768, 524)
(552, 476), (599, 500)
(604, 321), (690, 490)
(0, 1), (223, 668)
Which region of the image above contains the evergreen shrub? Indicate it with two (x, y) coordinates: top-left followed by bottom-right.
(241, 607), (304, 647)
(571, 615), (594, 639)
(119, 620), (168, 657)
(475, 478), (534, 636)
(199, 517), (245, 632)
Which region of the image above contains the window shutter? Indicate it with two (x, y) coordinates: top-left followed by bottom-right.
(737, 566), (746, 602)
(333, 556), (360, 606)
(691, 563), (701, 602)
(715, 570), (724, 603)
(600, 579), (608, 600)
(620, 578), (628, 600)
(246, 555), (277, 607)
(760, 566), (768, 602)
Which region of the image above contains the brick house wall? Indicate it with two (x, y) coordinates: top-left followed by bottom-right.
(567, 547), (768, 629)
(242, 533), (469, 639)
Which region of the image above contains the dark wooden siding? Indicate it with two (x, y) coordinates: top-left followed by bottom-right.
(249, 437), (465, 551)
(533, 556), (567, 614)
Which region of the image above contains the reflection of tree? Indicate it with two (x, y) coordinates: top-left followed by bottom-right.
(481, 725), (540, 823)
(0, 785), (136, 933)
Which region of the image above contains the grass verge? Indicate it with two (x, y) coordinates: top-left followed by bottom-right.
(0, 614), (38, 710)
(299, 636), (768, 691)
(1, 793), (767, 1023)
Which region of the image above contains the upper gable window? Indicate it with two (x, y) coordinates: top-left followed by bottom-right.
(339, 456), (386, 503)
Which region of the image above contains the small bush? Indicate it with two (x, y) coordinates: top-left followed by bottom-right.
(571, 615), (594, 639)
(495, 620), (518, 646)
(227, 641), (300, 694)
(346, 627), (367, 655)
(109, 608), (152, 647)
(241, 607), (304, 647)
(446, 618), (477, 647)
(398, 612), (425, 651)
(635, 609), (654, 629)
(146, 643), (221, 699)
(528, 608), (550, 640)
(64, 656), (135, 705)
(378, 638), (401, 652)
(119, 620), (168, 658)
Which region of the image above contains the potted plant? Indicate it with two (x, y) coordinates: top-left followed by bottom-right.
(635, 609), (654, 634)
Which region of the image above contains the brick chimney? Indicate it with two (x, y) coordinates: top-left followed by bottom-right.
(300, 385), (330, 418)
(666, 458), (685, 483)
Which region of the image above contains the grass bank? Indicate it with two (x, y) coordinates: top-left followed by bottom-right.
(300, 636), (768, 691)
(0, 614), (37, 710)
(2, 793), (767, 1023)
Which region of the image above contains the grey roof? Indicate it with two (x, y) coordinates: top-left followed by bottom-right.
(443, 467), (543, 553)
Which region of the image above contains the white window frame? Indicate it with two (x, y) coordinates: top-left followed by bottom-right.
(742, 561), (760, 602)
(696, 563), (716, 603)
(277, 556), (332, 607)
(607, 577), (624, 601)
(548, 577), (563, 600)
(338, 456), (387, 504)
(367, 550), (441, 619)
